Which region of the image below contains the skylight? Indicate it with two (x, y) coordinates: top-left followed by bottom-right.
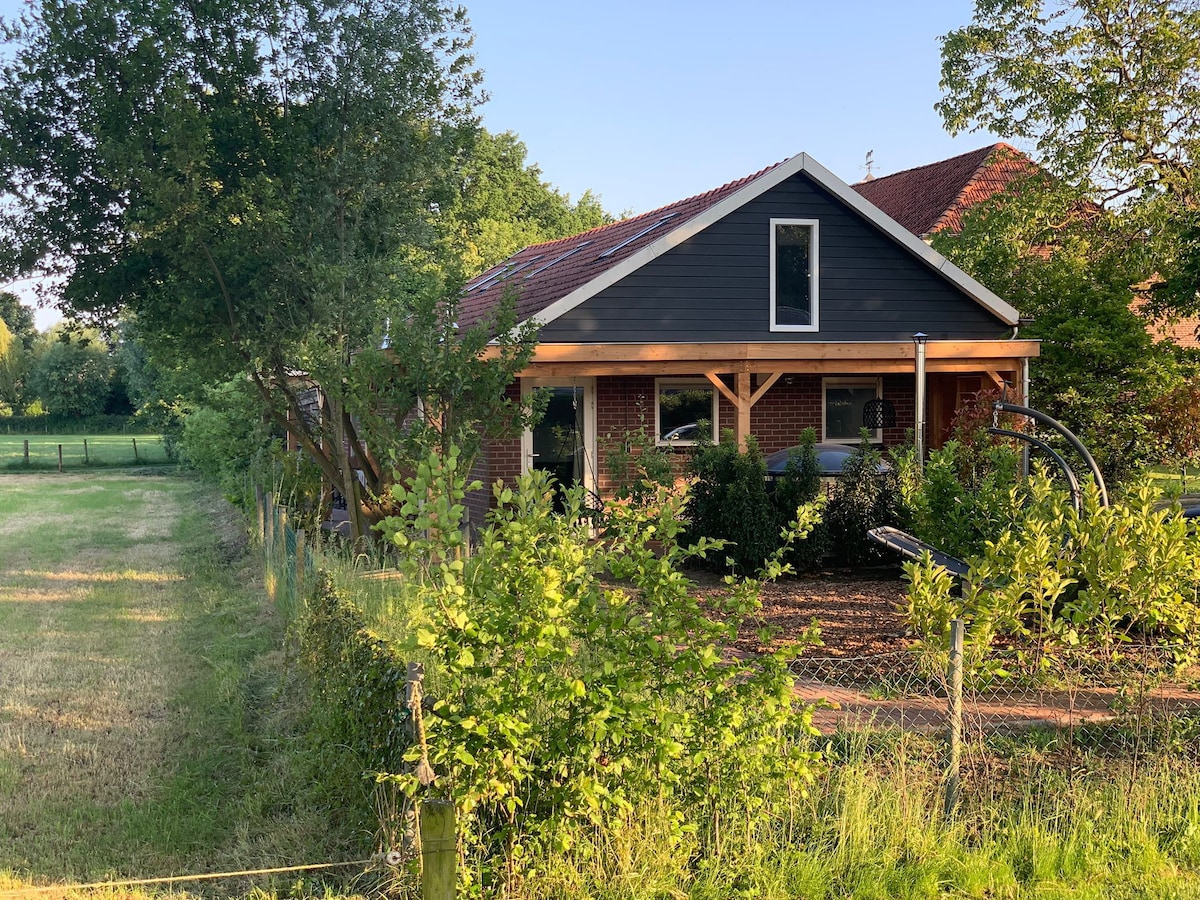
(525, 241), (594, 278)
(597, 213), (680, 259)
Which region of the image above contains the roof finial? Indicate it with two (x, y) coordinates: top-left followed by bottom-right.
(861, 149), (876, 181)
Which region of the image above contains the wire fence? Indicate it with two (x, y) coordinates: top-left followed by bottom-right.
(790, 631), (1200, 791)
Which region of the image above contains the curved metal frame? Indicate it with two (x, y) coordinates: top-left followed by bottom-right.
(987, 427), (1082, 514)
(994, 401), (1109, 507)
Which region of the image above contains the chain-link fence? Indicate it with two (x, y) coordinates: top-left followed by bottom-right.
(789, 624), (1200, 811)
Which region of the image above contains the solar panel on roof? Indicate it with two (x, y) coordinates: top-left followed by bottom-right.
(597, 213), (680, 259)
(466, 262), (510, 292)
(468, 255), (542, 292)
(525, 241), (594, 278)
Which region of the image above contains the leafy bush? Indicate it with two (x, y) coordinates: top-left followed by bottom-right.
(824, 435), (906, 567)
(909, 440), (1027, 560)
(770, 427), (829, 571)
(904, 475), (1200, 666)
(686, 431), (778, 572)
(0, 412), (135, 434)
(299, 571), (413, 773)
(377, 450), (821, 888)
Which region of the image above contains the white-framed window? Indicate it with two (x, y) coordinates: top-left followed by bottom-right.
(770, 218), (819, 332)
(823, 377), (883, 443)
(655, 378), (719, 446)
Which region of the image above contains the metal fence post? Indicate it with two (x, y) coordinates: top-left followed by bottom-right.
(944, 617), (964, 823)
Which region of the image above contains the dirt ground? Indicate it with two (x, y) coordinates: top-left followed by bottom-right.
(687, 565), (912, 657)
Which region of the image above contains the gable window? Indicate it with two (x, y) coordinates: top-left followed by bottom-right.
(656, 378), (718, 446)
(770, 218), (819, 332)
(823, 378), (882, 443)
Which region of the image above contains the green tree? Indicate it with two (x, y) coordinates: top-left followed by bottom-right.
(437, 129), (613, 277)
(0, 0), (538, 543)
(938, 0), (1200, 315)
(27, 335), (114, 417)
(0, 293), (36, 351)
(931, 175), (1183, 483)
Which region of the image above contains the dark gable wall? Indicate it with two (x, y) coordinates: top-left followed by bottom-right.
(536, 171), (1013, 343)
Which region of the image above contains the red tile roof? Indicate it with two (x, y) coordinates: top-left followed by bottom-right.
(457, 160), (786, 330)
(852, 143), (1037, 237)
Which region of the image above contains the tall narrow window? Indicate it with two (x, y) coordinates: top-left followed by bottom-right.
(770, 218), (819, 331)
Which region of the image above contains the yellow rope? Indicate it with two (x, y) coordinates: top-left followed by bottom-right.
(0, 858), (384, 897)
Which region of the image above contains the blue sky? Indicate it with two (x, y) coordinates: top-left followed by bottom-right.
(3, 0), (1008, 328)
(466, 0), (1007, 215)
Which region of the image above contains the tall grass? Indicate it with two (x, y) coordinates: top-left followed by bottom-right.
(517, 730), (1200, 899)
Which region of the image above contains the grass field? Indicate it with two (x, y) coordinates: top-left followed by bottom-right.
(0, 472), (367, 898)
(0, 433), (170, 469)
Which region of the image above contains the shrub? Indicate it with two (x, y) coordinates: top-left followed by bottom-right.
(903, 475), (1200, 666)
(376, 451), (822, 888)
(686, 431), (778, 572)
(824, 434), (906, 567)
(910, 440), (1026, 560)
(770, 427), (829, 571)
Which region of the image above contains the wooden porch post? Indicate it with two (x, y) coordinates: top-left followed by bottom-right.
(735, 372), (751, 450)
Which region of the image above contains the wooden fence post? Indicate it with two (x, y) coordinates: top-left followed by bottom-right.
(944, 617), (965, 823)
(255, 487), (265, 543)
(23, 439), (29, 464)
(57, 444), (63, 473)
(420, 800), (456, 900)
(132, 438), (140, 463)
(84, 439), (89, 464)
(294, 527), (306, 601)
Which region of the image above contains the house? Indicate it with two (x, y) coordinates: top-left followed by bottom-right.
(459, 151), (1039, 517)
(855, 143), (1200, 352)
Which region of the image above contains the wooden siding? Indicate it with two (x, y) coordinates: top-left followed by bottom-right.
(536, 171), (1012, 344)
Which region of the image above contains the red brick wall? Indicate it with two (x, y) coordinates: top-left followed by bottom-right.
(480, 372), (920, 507)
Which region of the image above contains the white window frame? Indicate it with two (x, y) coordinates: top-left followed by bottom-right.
(654, 377), (720, 447)
(520, 377), (597, 498)
(770, 218), (819, 333)
(822, 377), (883, 444)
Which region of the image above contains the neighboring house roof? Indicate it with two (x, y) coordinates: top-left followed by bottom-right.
(460, 152), (1020, 333)
(851, 143), (1038, 238)
(855, 143), (1200, 351)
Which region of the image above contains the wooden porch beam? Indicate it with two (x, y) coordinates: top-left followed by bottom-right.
(489, 339), (1041, 365)
(750, 372), (782, 406)
(704, 371), (739, 407)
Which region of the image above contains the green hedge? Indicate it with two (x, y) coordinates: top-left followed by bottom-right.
(0, 413), (136, 434)
(299, 571), (413, 773)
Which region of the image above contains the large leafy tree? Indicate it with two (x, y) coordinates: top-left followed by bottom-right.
(0, 0), (538, 542)
(438, 129), (612, 277)
(938, 0), (1200, 314)
(932, 174), (1185, 483)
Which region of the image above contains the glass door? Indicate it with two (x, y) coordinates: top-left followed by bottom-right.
(522, 377), (596, 508)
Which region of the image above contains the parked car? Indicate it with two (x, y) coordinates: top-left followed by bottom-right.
(764, 442), (891, 486)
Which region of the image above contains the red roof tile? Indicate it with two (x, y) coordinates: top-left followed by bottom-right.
(457, 160), (786, 331)
(852, 143), (1037, 237)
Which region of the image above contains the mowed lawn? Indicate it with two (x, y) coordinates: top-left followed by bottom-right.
(0, 472), (345, 894)
(0, 434), (170, 469)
